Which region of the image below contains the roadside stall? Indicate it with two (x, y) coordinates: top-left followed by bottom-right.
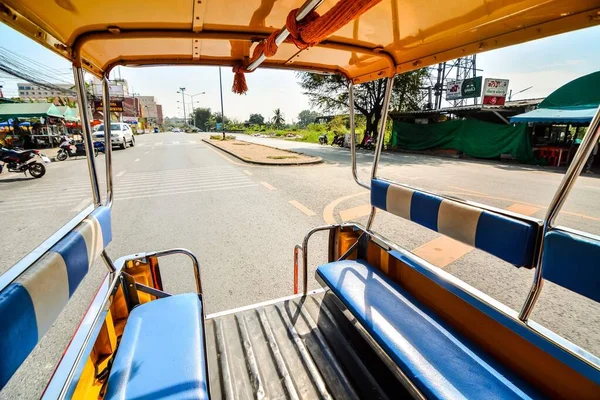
(0, 103), (66, 148)
(510, 71), (600, 167)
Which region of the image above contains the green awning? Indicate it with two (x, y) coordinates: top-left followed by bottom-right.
(510, 107), (598, 124)
(539, 71), (600, 109)
(0, 103), (64, 120)
(57, 106), (80, 122)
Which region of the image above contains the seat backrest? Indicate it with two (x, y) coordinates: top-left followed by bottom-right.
(371, 179), (538, 267)
(0, 206), (112, 389)
(541, 229), (600, 303)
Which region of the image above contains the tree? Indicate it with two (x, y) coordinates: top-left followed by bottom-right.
(297, 109), (320, 127)
(193, 108), (212, 131)
(248, 113), (265, 125)
(297, 70), (430, 139)
(212, 111), (229, 124)
(272, 108), (284, 128)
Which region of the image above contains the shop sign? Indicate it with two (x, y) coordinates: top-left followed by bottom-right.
(93, 100), (124, 113)
(482, 78), (510, 106)
(446, 77), (482, 100)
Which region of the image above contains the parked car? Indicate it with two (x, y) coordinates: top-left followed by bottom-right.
(93, 123), (135, 149)
(172, 127), (181, 133)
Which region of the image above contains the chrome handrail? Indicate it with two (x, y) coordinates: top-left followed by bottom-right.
(349, 82), (370, 190)
(129, 248), (203, 294)
(519, 104), (600, 321)
(73, 66), (101, 206)
(101, 75), (114, 207)
(371, 76), (394, 180)
(301, 224), (342, 294)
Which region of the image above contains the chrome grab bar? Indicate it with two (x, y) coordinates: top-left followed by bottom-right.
(126, 248), (203, 294)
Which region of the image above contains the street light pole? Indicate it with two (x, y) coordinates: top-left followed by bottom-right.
(178, 87), (187, 126)
(219, 67), (225, 140)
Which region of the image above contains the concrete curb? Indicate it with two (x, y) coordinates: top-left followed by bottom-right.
(202, 139), (323, 166)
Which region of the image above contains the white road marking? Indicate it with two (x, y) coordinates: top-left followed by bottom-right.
(151, 147), (155, 150)
(137, 143), (146, 147)
(117, 170), (127, 177)
(261, 181), (276, 190)
(173, 141), (180, 144)
(289, 200), (316, 216)
(243, 170), (253, 176)
(144, 151), (149, 154)
(156, 142), (163, 146)
(189, 140), (197, 144)
(134, 158), (140, 162)
(70, 198), (92, 212)
(116, 184), (258, 201)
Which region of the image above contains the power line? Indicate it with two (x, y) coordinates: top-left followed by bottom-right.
(0, 45), (75, 95)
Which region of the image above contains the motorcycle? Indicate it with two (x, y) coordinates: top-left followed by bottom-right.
(56, 138), (102, 161)
(359, 134), (376, 150)
(331, 132), (345, 147)
(0, 147), (50, 178)
(318, 134), (328, 145)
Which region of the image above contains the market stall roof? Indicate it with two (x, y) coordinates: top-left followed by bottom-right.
(1, 0), (599, 84)
(0, 103), (64, 120)
(509, 107), (597, 124)
(539, 70), (600, 109)
(57, 106), (80, 122)
(510, 70), (600, 124)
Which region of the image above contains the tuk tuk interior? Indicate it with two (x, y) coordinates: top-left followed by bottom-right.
(0, 0), (600, 398)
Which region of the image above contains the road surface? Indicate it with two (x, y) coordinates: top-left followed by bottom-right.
(1, 132), (599, 398)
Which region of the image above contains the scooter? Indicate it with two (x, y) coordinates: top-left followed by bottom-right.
(331, 132), (345, 147)
(359, 134), (376, 150)
(318, 134), (328, 145)
(0, 147), (49, 178)
(56, 138), (101, 161)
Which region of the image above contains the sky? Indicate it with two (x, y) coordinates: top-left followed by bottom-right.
(1, 23), (599, 123)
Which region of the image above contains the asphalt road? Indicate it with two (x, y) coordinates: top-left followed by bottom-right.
(1, 132), (599, 398)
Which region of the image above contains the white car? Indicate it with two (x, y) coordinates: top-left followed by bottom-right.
(172, 127), (181, 133)
(93, 123), (135, 149)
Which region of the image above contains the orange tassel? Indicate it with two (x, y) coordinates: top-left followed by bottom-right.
(232, 64), (248, 95)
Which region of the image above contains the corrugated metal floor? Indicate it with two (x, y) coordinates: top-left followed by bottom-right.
(205, 291), (411, 400)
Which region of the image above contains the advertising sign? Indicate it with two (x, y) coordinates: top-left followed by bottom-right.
(93, 100), (124, 113)
(446, 76), (482, 100)
(482, 78), (510, 106)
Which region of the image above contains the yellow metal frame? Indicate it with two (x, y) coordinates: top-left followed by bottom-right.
(2, 1), (599, 82)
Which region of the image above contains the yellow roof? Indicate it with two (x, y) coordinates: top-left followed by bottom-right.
(1, 0), (599, 82)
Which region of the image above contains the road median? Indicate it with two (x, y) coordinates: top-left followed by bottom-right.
(202, 138), (322, 166)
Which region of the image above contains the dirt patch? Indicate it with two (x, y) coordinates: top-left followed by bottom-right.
(205, 139), (322, 165)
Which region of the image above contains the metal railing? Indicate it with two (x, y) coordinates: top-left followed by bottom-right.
(519, 104), (600, 321)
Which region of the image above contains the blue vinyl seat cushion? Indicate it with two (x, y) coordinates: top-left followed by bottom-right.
(105, 293), (208, 400)
(317, 260), (541, 399)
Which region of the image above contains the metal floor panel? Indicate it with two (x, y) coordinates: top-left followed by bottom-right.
(205, 291), (411, 400)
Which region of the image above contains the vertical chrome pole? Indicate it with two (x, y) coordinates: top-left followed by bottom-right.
(102, 75), (113, 207)
(73, 66), (101, 205)
(349, 82), (369, 189)
(371, 77), (394, 180)
(519, 105), (600, 321)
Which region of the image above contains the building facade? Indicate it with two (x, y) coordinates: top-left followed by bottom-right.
(17, 83), (73, 100)
(156, 104), (164, 125)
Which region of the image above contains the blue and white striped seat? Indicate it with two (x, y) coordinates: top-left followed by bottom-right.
(371, 179), (538, 267)
(0, 206), (112, 389)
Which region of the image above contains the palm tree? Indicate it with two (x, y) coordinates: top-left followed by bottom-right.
(272, 108), (284, 128)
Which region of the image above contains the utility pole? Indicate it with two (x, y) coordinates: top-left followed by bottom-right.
(219, 67), (225, 140)
(178, 87), (187, 127)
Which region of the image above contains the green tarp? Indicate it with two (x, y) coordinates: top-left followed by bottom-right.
(391, 119), (533, 162)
